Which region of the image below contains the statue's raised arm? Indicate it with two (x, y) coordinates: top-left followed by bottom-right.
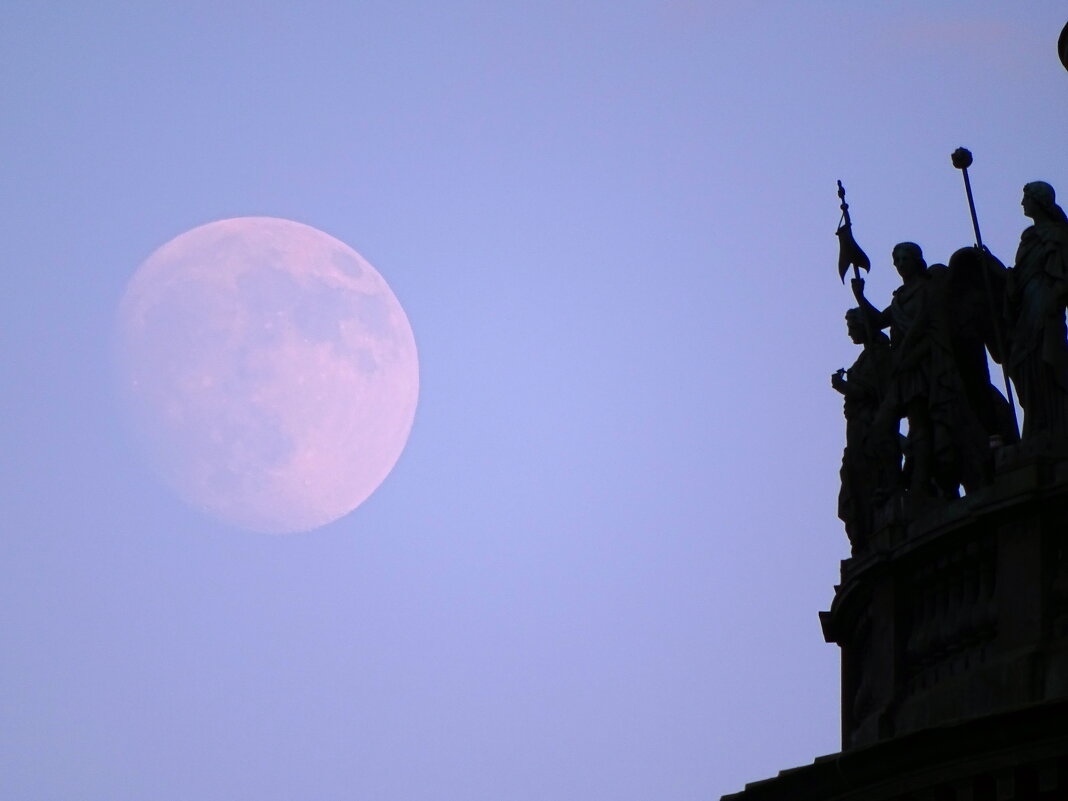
(849, 275), (891, 335)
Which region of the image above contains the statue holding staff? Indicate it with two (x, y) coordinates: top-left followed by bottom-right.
(950, 147), (1019, 440)
(943, 246), (1018, 451)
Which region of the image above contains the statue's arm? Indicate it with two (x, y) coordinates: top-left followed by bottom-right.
(834, 377), (867, 400)
(850, 278), (890, 330)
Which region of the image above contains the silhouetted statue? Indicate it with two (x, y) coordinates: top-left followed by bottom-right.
(945, 246), (1019, 450)
(1005, 182), (1068, 438)
(852, 243), (988, 503)
(833, 308), (895, 550)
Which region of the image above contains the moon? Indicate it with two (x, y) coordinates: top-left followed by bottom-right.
(114, 217), (419, 534)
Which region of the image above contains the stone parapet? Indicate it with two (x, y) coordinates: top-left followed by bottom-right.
(821, 446), (1068, 750)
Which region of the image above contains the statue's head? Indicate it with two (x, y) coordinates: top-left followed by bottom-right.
(1023, 181), (1059, 220)
(892, 242), (926, 280)
(845, 308), (866, 344)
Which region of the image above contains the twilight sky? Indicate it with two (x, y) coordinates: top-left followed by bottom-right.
(3, 3), (1067, 800)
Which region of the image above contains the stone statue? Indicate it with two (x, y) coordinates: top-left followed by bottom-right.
(1005, 181), (1068, 439)
(833, 308), (895, 550)
(852, 243), (988, 502)
(944, 246), (1019, 450)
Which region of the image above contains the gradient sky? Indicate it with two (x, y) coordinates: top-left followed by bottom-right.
(3, 3), (1067, 800)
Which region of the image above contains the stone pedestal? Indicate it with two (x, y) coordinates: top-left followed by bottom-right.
(721, 447), (1068, 800)
(822, 444), (1068, 750)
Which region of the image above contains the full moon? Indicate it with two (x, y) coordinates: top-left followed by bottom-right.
(114, 217), (419, 533)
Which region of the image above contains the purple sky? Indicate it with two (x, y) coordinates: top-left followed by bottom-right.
(3, 3), (1067, 799)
